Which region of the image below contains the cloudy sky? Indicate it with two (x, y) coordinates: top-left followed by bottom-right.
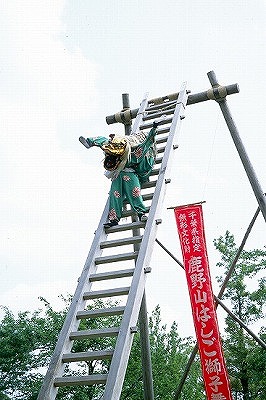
(1, 0), (266, 337)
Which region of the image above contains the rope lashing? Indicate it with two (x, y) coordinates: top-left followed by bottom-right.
(207, 85), (228, 101)
(136, 101), (177, 120)
(137, 104), (175, 118)
(148, 96), (164, 105)
(148, 92), (179, 105)
(107, 92), (181, 125)
(147, 102), (176, 113)
(168, 93), (179, 101)
(114, 109), (133, 125)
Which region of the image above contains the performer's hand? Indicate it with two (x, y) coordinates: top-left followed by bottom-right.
(79, 136), (94, 148)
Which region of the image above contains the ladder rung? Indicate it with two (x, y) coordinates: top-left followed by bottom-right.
(157, 147), (165, 154)
(143, 108), (175, 121)
(89, 268), (135, 282)
(70, 327), (120, 340)
(122, 206), (151, 218)
(146, 99), (177, 111)
(156, 136), (168, 144)
(83, 287), (130, 299)
(62, 350), (114, 363)
(150, 168), (160, 176)
(100, 236), (143, 249)
(54, 374), (108, 387)
(105, 221), (145, 233)
(157, 126), (170, 135)
(141, 180), (157, 189)
(95, 251), (138, 265)
(77, 306), (125, 319)
(122, 190), (155, 205)
(140, 117), (172, 130)
(142, 193), (153, 201)
(155, 156), (163, 164)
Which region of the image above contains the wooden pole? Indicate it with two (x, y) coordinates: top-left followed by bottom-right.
(139, 293), (155, 400)
(207, 70), (266, 223)
(122, 93), (132, 136)
(106, 83), (239, 125)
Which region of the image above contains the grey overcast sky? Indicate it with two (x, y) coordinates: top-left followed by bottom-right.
(1, 0), (265, 337)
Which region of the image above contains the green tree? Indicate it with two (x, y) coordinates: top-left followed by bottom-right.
(2, 231), (265, 399)
(0, 296), (118, 400)
(0, 300), (64, 399)
(0, 298), (203, 399)
(122, 305), (203, 400)
(214, 231), (266, 400)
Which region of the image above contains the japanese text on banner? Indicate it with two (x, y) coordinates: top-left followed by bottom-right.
(174, 204), (232, 400)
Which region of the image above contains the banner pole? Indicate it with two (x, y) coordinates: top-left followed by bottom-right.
(155, 237), (266, 350)
(174, 204), (233, 400)
(155, 205), (262, 398)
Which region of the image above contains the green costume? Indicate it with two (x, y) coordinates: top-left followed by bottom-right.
(83, 128), (157, 224)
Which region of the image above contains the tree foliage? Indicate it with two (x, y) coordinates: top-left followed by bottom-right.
(1, 230), (265, 399)
(122, 305), (203, 400)
(214, 231), (266, 400)
(0, 296), (117, 400)
(0, 297), (66, 399)
(0, 297), (203, 399)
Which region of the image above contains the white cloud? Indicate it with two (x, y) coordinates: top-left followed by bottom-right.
(0, 1), (106, 313)
(1, 0), (99, 139)
(1, 1), (265, 342)
(0, 280), (75, 320)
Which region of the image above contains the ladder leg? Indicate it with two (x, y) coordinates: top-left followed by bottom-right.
(139, 291), (155, 400)
(132, 215), (155, 399)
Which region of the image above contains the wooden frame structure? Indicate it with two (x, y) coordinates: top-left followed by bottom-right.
(38, 71), (266, 399)
(105, 70), (266, 399)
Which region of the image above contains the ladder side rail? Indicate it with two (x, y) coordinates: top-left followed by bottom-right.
(131, 92), (155, 400)
(38, 201), (110, 400)
(135, 91), (179, 400)
(104, 83), (188, 399)
(131, 92), (149, 133)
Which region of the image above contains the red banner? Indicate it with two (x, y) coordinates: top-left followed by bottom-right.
(174, 204), (232, 400)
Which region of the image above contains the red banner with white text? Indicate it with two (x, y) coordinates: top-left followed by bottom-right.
(174, 204), (232, 400)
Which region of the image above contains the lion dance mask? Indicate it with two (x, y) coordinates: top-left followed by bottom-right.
(102, 136), (130, 171)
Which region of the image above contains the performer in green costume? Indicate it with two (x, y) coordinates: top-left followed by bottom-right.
(79, 122), (159, 227)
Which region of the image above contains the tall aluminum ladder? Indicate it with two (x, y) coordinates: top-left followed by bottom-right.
(38, 83), (188, 400)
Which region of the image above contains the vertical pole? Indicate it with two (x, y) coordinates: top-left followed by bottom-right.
(122, 93), (132, 136)
(123, 92), (154, 399)
(134, 233), (155, 400)
(207, 71), (266, 223)
(139, 292), (155, 400)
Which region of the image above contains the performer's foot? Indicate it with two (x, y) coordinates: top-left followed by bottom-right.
(79, 136), (91, 148)
(103, 220), (119, 228)
(138, 213), (148, 222)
